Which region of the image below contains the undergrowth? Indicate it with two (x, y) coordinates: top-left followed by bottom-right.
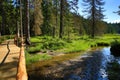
(26, 34), (120, 64)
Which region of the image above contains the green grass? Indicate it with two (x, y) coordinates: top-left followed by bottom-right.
(26, 34), (120, 80)
(57, 40), (90, 53)
(25, 51), (51, 65)
(26, 34), (120, 65)
(27, 52), (83, 72)
(0, 35), (14, 44)
(28, 34), (120, 54)
(27, 44), (42, 53)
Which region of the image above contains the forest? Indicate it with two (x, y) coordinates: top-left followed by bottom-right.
(0, 0), (120, 80)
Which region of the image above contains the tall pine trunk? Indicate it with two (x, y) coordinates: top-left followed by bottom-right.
(1, 2), (6, 35)
(91, 0), (95, 38)
(59, 0), (63, 38)
(53, 0), (58, 38)
(20, 0), (23, 45)
(33, 0), (43, 36)
(25, 0), (31, 45)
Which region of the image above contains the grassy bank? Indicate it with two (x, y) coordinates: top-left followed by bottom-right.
(25, 34), (120, 64)
(26, 34), (120, 80)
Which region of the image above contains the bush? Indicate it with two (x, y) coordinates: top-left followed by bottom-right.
(27, 44), (42, 53)
(42, 39), (66, 50)
(110, 40), (120, 57)
(96, 42), (109, 46)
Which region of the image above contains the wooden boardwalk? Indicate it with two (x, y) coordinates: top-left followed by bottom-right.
(0, 39), (20, 80)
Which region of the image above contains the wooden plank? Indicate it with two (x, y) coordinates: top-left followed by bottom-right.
(17, 46), (28, 80)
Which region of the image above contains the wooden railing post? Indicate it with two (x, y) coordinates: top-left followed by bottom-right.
(16, 44), (28, 80)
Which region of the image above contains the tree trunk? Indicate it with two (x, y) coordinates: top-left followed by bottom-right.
(20, 0), (23, 45)
(25, 0), (31, 45)
(59, 0), (63, 38)
(91, 0), (95, 38)
(1, 3), (6, 35)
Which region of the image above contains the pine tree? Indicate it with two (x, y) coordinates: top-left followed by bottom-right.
(115, 6), (120, 15)
(82, 0), (105, 38)
(33, 0), (43, 36)
(59, 0), (64, 38)
(25, 0), (31, 45)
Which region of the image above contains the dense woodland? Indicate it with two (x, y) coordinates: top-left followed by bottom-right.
(0, 0), (120, 41)
(0, 0), (120, 80)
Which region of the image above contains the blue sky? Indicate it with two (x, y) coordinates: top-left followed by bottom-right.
(78, 0), (120, 23)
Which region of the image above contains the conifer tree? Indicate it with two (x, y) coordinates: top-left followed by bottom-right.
(82, 0), (105, 38)
(33, 0), (43, 36)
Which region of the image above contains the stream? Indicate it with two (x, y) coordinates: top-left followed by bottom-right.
(28, 47), (120, 80)
(65, 47), (118, 80)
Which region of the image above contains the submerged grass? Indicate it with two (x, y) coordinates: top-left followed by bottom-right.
(27, 52), (82, 71)
(25, 51), (51, 65)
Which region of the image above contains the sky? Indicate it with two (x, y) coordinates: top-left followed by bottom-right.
(78, 0), (120, 23)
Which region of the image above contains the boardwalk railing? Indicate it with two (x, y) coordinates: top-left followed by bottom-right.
(17, 45), (28, 80)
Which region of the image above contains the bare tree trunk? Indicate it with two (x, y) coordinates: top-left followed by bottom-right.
(53, 0), (58, 38)
(1, 3), (6, 35)
(17, 21), (20, 38)
(0, 22), (1, 36)
(25, 0), (31, 45)
(91, 0), (95, 38)
(20, 0), (23, 45)
(52, 27), (55, 38)
(59, 0), (63, 38)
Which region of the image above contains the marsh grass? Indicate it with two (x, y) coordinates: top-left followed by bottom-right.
(26, 34), (120, 80)
(27, 52), (82, 72)
(26, 34), (120, 65)
(25, 51), (51, 64)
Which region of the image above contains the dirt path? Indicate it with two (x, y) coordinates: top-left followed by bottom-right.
(0, 39), (20, 80)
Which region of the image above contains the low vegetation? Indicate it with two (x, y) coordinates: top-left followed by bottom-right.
(26, 34), (120, 80)
(110, 40), (120, 57)
(0, 35), (14, 44)
(25, 34), (120, 65)
(25, 51), (51, 65)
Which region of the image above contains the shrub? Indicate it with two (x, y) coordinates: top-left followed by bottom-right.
(27, 44), (42, 53)
(110, 40), (120, 57)
(42, 39), (66, 50)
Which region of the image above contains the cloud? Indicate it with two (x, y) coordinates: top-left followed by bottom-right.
(109, 19), (120, 23)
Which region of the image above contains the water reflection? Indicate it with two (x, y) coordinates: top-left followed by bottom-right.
(66, 47), (116, 80)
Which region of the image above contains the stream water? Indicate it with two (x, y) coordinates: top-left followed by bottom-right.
(65, 47), (119, 80)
